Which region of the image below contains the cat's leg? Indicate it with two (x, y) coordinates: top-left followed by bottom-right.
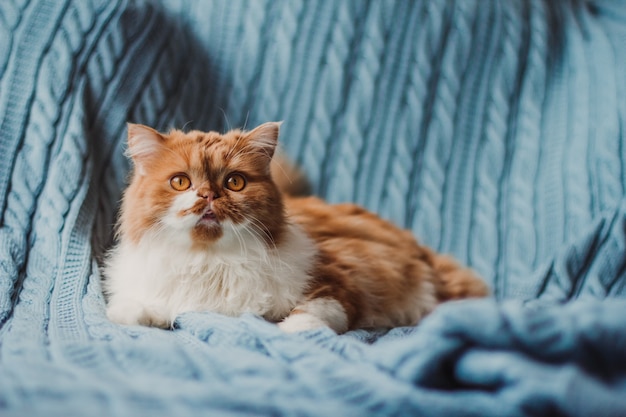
(106, 298), (172, 329)
(278, 297), (349, 333)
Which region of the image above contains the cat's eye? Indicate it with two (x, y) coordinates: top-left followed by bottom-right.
(170, 174), (191, 191)
(225, 173), (246, 192)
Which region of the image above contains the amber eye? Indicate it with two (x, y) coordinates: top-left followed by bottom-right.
(225, 173), (246, 192)
(170, 174), (191, 191)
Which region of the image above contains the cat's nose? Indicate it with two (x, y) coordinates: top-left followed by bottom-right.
(197, 187), (218, 201)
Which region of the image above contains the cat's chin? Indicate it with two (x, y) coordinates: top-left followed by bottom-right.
(192, 212), (223, 244)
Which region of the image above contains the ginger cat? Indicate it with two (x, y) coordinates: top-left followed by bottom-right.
(103, 122), (488, 333)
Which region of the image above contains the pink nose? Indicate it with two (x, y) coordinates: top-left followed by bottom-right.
(197, 187), (217, 201)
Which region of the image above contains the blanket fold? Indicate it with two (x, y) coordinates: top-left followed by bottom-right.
(2, 0), (626, 415)
(367, 299), (626, 416)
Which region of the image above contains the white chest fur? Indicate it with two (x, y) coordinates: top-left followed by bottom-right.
(104, 223), (316, 326)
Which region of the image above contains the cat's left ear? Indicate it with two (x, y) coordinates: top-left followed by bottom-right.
(243, 121), (282, 160)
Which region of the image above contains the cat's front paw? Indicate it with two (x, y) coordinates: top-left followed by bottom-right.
(106, 302), (172, 329)
(278, 312), (330, 333)
(136, 308), (172, 329)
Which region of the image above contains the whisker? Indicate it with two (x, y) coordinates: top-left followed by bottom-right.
(245, 215), (276, 246)
(230, 223), (248, 259)
(181, 120), (194, 132)
(245, 216), (295, 274)
(247, 228), (279, 273)
(219, 107), (231, 133)
(272, 148), (296, 184)
(242, 111), (250, 131)
(238, 219), (276, 268)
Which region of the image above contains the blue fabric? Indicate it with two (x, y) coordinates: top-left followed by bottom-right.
(2, 0), (626, 415)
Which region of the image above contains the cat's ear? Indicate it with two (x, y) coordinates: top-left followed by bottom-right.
(243, 121), (282, 160)
(126, 123), (166, 175)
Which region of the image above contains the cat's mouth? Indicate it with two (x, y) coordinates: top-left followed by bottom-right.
(199, 209), (219, 225)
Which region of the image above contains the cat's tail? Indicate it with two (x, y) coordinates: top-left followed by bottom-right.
(431, 253), (490, 301)
(271, 151), (311, 197)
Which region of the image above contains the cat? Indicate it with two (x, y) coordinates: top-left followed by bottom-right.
(103, 122), (488, 333)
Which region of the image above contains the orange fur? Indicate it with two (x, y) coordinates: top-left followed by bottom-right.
(285, 196), (488, 329)
(110, 122), (488, 333)
(270, 150), (311, 197)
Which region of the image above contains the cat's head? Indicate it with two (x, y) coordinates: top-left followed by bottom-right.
(118, 122), (285, 249)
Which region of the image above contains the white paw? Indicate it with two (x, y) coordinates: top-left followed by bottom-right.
(106, 302), (172, 329)
(278, 298), (349, 333)
(278, 312), (330, 333)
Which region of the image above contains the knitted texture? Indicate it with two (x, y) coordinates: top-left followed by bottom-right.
(1, 0), (626, 415)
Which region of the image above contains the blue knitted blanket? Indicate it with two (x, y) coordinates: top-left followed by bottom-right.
(2, 1), (626, 415)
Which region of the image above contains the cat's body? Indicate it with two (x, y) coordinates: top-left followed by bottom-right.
(104, 122), (488, 333)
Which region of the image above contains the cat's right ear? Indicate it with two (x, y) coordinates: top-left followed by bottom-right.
(125, 123), (166, 176)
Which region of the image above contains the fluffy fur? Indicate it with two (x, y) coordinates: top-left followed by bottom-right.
(103, 122), (488, 333)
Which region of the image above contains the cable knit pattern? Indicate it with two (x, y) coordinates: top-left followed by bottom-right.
(470, 1), (521, 294)
(325, 1), (389, 203)
(377, 1), (430, 226)
(2, 1), (626, 415)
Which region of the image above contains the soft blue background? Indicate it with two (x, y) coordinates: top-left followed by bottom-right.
(1, 1), (626, 415)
